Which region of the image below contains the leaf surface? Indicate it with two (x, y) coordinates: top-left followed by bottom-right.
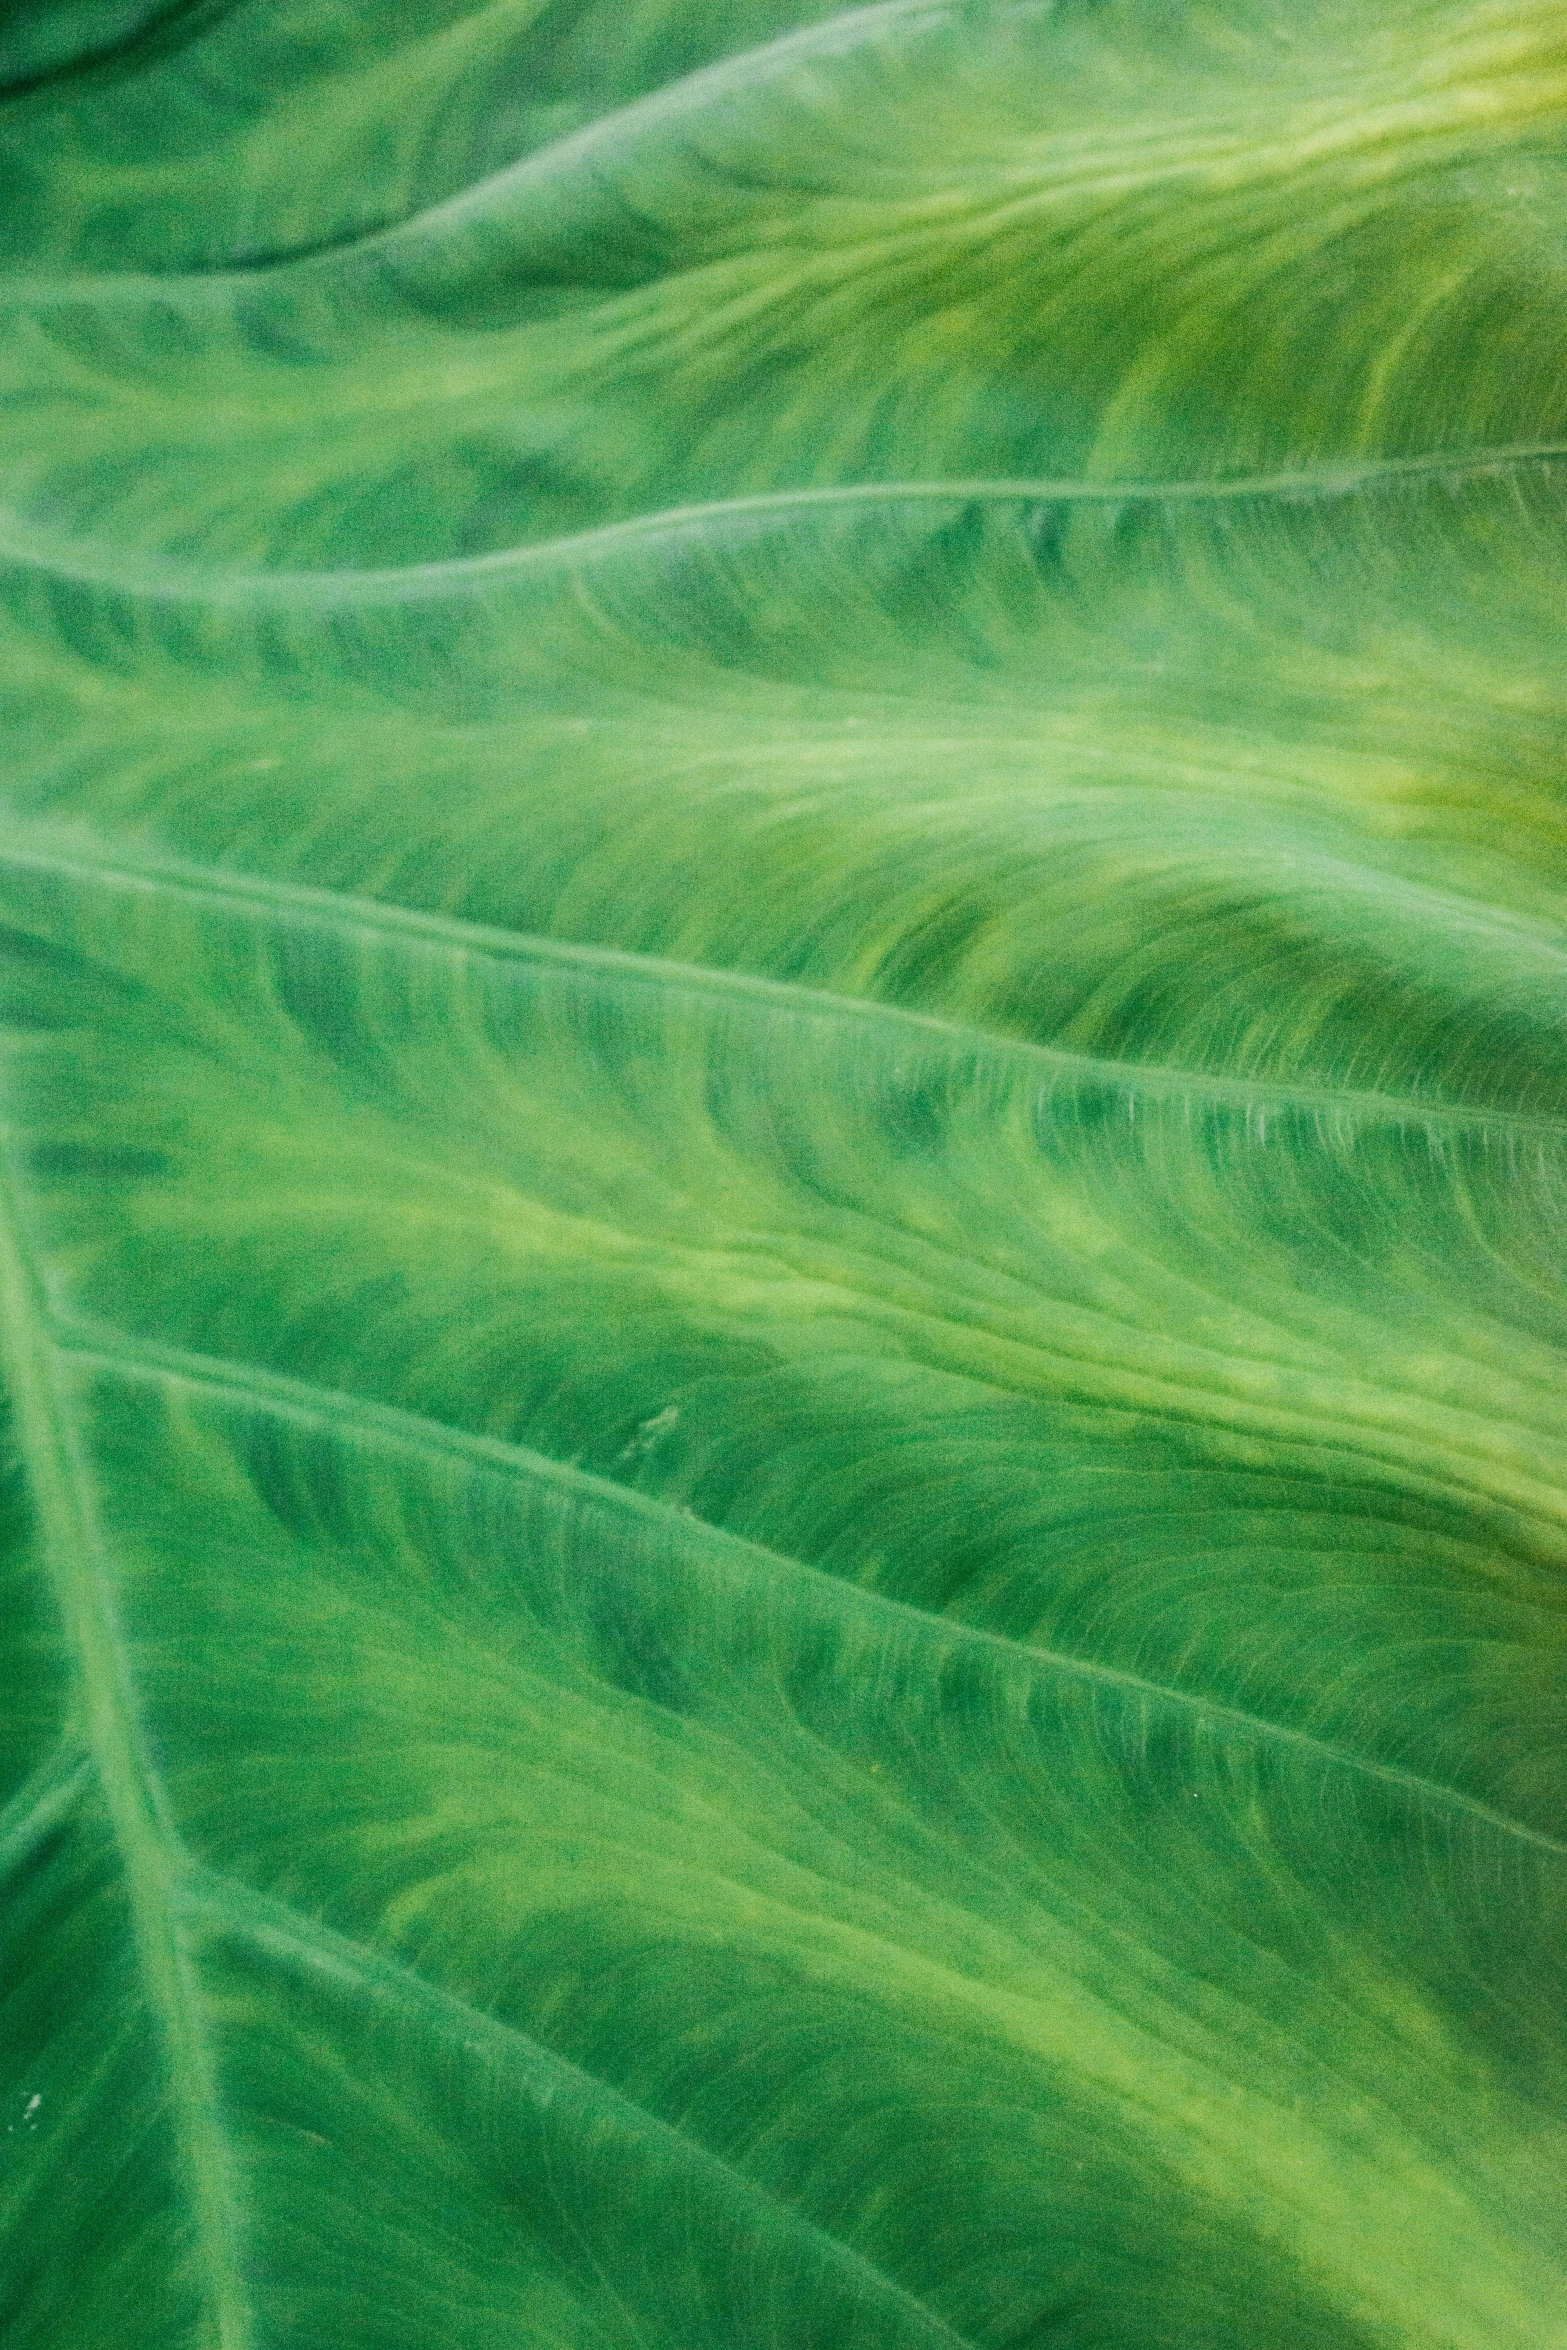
(1, 3), (1566, 2346)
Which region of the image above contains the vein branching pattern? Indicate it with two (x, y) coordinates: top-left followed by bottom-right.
(1, 4), (1565, 2346)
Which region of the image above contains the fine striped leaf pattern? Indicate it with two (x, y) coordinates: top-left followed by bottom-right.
(1, 4), (1565, 2347)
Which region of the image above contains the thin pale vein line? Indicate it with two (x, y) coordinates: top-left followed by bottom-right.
(0, 0), (1011, 300)
(2, 442), (1566, 601)
(0, 1184), (251, 2344)
(0, 1744), (92, 1887)
(362, 0), (984, 253)
(182, 1867), (975, 2350)
(63, 1320), (1567, 1864)
(0, 828), (1561, 1141)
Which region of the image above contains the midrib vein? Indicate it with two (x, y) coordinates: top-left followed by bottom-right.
(0, 1175), (251, 2348)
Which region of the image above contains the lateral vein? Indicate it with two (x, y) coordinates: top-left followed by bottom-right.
(60, 1318), (1567, 1865)
(184, 1867), (975, 2350)
(2, 444), (1567, 602)
(0, 1743), (91, 1887)
(0, 827), (1562, 1141)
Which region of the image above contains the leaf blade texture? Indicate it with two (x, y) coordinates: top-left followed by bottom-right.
(0, 2), (1565, 2345)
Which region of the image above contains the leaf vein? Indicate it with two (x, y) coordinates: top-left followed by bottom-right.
(0, 1173), (251, 2344)
(63, 1320), (1567, 1864)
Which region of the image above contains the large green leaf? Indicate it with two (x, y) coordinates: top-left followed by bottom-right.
(2, 2), (1566, 2344)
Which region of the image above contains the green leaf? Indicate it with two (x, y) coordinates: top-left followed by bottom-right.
(1, 2), (1565, 2345)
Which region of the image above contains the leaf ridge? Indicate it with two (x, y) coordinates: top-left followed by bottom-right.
(0, 1175), (251, 2344)
(64, 1319), (1567, 1865)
